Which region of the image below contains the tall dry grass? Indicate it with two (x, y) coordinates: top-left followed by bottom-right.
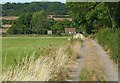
(1, 38), (81, 81)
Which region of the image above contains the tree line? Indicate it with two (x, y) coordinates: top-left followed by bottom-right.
(66, 2), (120, 34)
(2, 2), (68, 16)
(6, 2), (120, 35)
(7, 10), (72, 34)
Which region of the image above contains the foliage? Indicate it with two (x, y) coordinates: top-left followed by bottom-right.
(51, 19), (73, 34)
(66, 2), (120, 64)
(7, 11), (52, 34)
(106, 2), (120, 28)
(66, 2), (119, 34)
(31, 10), (49, 34)
(97, 28), (119, 63)
(2, 2), (68, 16)
(2, 20), (13, 25)
(6, 10), (71, 34)
(7, 13), (32, 34)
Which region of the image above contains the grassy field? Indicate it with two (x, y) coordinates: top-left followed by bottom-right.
(2, 37), (67, 71)
(1, 36), (82, 81)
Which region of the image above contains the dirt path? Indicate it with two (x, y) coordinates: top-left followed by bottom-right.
(67, 38), (118, 81)
(91, 40), (118, 81)
(66, 41), (87, 81)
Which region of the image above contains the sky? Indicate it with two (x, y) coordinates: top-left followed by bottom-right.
(1, 0), (66, 4)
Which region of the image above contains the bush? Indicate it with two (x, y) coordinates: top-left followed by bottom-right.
(97, 28), (119, 63)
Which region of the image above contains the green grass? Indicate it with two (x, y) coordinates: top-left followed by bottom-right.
(97, 28), (119, 63)
(2, 37), (67, 71)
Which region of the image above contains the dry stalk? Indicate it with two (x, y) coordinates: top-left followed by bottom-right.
(1, 38), (81, 81)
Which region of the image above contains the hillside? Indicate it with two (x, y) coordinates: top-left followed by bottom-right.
(2, 2), (68, 16)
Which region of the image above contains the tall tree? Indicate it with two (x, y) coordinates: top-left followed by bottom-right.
(31, 10), (48, 34)
(66, 2), (112, 34)
(3, 2), (68, 16)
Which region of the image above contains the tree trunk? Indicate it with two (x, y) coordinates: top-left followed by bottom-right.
(106, 3), (116, 28)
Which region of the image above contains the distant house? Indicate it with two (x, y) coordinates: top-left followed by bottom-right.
(1, 24), (12, 33)
(65, 28), (76, 34)
(2, 16), (19, 20)
(53, 18), (72, 21)
(0, 28), (6, 33)
(2, 24), (12, 28)
(47, 30), (52, 35)
(47, 15), (54, 19)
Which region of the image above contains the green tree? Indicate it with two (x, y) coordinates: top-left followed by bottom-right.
(3, 2), (68, 16)
(66, 2), (91, 33)
(66, 2), (112, 34)
(51, 19), (72, 34)
(31, 10), (48, 34)
(7, 13), (32, 34)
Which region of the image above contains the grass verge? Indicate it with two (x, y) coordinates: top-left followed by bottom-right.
(96, 28), (119, 63)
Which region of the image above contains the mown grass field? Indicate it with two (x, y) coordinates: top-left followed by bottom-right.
(2, 37), (68, 71)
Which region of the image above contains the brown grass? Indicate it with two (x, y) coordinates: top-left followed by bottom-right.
(1, 38), (81, 81)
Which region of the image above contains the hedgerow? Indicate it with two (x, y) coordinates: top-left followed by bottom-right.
(97, 28), (119, 63)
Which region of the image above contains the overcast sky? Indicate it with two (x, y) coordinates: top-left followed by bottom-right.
(1, 0), (66, 4)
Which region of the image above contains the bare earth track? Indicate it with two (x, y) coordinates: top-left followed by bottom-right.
(67, 38), (118, 81)
(91, 40), (118, 81)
